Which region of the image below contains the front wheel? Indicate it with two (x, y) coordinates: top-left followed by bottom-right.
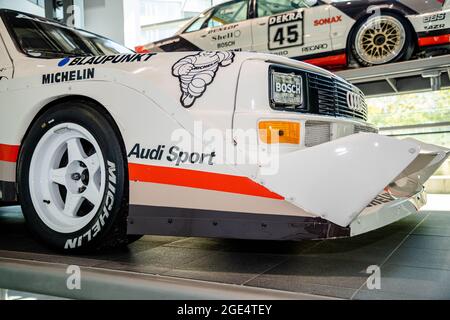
(350, 13), (415, 67)
(18, 101), (130, 252)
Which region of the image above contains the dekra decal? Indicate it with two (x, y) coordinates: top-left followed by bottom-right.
(269, 11), (303, 26)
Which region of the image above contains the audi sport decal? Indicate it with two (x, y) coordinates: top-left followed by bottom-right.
(172, 51), (235, 108)
(128, 163), (284, 200)
(58, 53), (155, 67)
(268, 10), (304, 50)
(127, 143), (217, 166)
(42, 68), (95, 85)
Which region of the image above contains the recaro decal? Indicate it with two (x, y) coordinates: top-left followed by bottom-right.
(42, 68), (95, 85)
(172, 51), (235, 108)
(64, 161), (116, 250)
(314, 16), (342, 26)
(58, 53), (155, 67)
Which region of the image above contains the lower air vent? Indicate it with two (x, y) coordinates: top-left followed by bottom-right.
(355, 125), (379, 134)
(305, 121), (331, 147)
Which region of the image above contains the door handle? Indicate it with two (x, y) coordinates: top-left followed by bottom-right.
(259, 22), (267, 26)
(201, 34), (207, 38)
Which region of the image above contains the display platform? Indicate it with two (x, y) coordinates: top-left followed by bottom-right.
(1, 199), (450, 300)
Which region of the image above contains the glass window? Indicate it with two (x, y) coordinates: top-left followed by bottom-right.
(4, 11), (133, 59)
(184, 13), (211, 33)
(257, 0), (316, 18)
(207, 0), (248, 28)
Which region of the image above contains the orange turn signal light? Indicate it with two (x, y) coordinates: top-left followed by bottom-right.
(259, 121), (300, 144)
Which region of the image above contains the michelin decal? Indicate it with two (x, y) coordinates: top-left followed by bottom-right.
(172, 51), (235, 108)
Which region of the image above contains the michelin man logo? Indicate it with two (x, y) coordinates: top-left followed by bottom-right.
(172, 51), (235, 108)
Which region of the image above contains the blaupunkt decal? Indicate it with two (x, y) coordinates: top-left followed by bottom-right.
(172, 51), (235, 108)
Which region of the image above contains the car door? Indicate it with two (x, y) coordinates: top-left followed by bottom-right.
(182, 0), (253, 52)
(0, 32), (13, 81)
(251, 0), (333, 59)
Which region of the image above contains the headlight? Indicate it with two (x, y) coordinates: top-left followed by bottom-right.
(270, 66), (304, 109)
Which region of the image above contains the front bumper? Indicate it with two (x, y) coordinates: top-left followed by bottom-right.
(254, 133), (450, 231)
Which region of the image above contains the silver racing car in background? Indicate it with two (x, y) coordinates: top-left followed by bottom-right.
(139, 0), (450, 69)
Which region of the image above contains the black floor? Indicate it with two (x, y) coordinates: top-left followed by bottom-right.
(1, 206), (450, 299)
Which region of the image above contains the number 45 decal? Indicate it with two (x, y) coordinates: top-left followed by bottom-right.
(268, 11), (304, 50)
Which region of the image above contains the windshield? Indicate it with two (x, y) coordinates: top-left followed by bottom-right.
(2, 11), (133, 59)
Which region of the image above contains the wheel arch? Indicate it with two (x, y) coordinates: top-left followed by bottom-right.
(16, 95), (130, 196)
(345, 7), (419, 63)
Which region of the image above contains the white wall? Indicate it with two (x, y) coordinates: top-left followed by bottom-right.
(0, 0), (45, 16)
(84, 0), (125, 45)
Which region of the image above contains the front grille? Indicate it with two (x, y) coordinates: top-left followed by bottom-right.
(307, 73), (368, 122)
(305, 121), (331, 147)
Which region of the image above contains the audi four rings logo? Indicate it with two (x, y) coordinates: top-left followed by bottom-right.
(346, 91), (365, 113)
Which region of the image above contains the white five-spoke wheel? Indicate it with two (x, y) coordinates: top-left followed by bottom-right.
(19, 101), (131, 252)
(351, 13), (414, 67)
(29, 123), (106, 233)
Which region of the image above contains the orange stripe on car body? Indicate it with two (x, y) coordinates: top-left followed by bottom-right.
(418, 34), (450, 47)
(304, 53), (347, 67)
(0, 144), (19, 163)
(128, 163), (284, 200)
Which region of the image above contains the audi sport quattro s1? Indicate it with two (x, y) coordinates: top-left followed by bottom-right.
(139, 0), (450, 69)
(0, 9), (449, 252)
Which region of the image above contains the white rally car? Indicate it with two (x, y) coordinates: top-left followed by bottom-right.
(141, 0), (450, 68)
(0, 10), (449, 252)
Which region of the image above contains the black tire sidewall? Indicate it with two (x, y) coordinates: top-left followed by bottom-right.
(350, 12), (414, 67)
(18, 101), (127, 252)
